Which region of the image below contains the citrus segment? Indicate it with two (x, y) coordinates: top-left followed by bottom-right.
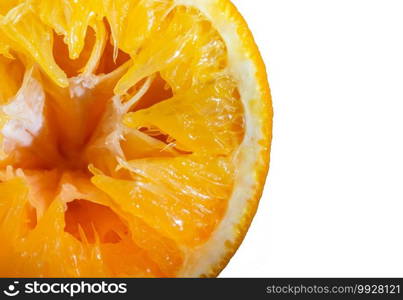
(0, 4), (68, 87)
(124, 78), (244, 155)
(92, 154), (233, 246)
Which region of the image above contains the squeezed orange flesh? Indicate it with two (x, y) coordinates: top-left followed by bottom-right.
(0, 0), (245, 277)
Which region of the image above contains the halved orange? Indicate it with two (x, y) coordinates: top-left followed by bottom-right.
(0, 0), (272, 277)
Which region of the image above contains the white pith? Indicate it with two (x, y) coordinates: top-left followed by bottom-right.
(1, 68), (44, 149)
(174, 0), (268, 277)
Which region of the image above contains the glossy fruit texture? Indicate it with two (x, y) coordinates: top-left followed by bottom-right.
(0, 0), (272, 277)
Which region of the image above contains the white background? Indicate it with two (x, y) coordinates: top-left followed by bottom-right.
(221, 0), (403, 277)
